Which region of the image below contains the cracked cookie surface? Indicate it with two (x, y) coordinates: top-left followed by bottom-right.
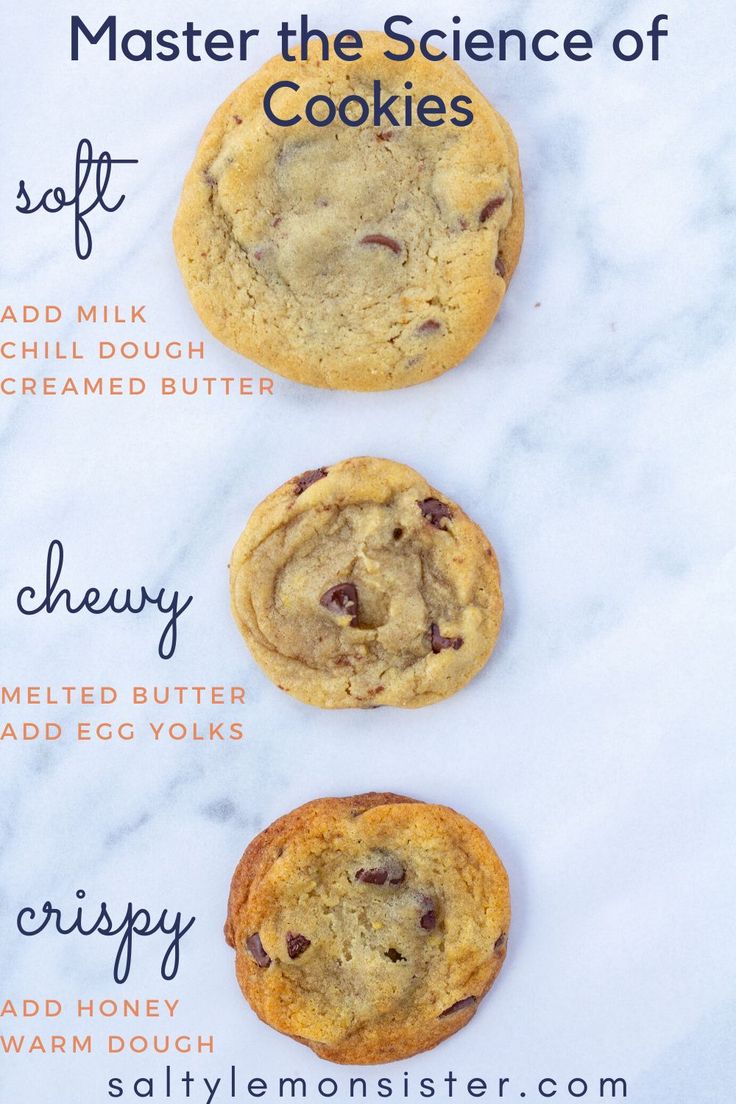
(173, 32), (524, 391)
(229, 456), (503, 708)
(225, 792), (510, 1064)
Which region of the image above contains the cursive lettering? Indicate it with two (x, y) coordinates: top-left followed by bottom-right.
(16, 890), (195, 984)
(16, 539), (193, 660)
(16, 138), (138, 260)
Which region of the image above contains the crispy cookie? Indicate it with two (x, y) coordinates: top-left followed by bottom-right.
(173, 32), (523, 390)
(229, 457), (503, 708)
(225, 792), (510, 1064)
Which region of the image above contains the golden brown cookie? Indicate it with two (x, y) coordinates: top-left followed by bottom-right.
(225, 792), (510, 1064)
(173, 31), (523, 390)
(229, 456), (503, 708)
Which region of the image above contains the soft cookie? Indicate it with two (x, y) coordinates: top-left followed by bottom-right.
(225, 792), (511, 1063)
(229, 456), (503, 708)
(173, 31), (523, 390)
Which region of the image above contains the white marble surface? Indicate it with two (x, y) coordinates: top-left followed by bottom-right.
(1, 1), (735, 1100)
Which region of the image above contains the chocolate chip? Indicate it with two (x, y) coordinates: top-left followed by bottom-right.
(494, 932), (507, 953)
(495, 256), (506, 278)
(420, 898), (436, 931)
(385, 947), (406, 962)
(361, 234), (402, 254)
(356, 868), (387, 884)
(320, 583), (359, 627)
(246, 933), (271, 968)
(417, 498), (453, 528)
(439, 996), (476, 1018)
(430, 623), (464, 653)
(480, 196), (504, 223)
(393, 527), (403, 540)
(377, 130), (393, 141)
(233, 114), (243, 124)
(293, 467), (327, 495)
(356, 859), (405, 886)
(286, 932), (311, 959)
(417, 320), (442, 335)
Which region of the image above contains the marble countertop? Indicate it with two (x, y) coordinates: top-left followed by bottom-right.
(1, 1), (734, 1101)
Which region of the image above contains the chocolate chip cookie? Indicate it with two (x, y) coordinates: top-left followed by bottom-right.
(229, 457), (503, 708)
(173, 31), (523, 390)
(225, 792), (510, 1064)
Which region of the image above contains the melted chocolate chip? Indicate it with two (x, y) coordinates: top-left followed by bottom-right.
(420, 898), (437, 931)
(293, 467), (328, 495)
(320, 583), (359, 627)
(417, 497), (453, 528)
(480, 196), (504, 223)
(439, 996), (476, 1018)
(286, 932), (311, 959)
(246, 933), (271, 968)
(361, 234), (402, 254)
(417, 320), (442, 335)
(355, 859), (405, 886)
(430, 623), (464, 654)
(377, 130), (393, 141)
(356, 867), (388, 884)
(494, 932), (507, 953)
(233, 114), (243, 125)
(495, 256), (506, 278)
(393, 527), (403, 540)
(385, 947), (406, 962)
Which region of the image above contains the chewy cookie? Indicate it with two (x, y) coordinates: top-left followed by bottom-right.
(229, 456), (503, 708)
(173, 32), (523, 390)
(225, 792), (510, 1064)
